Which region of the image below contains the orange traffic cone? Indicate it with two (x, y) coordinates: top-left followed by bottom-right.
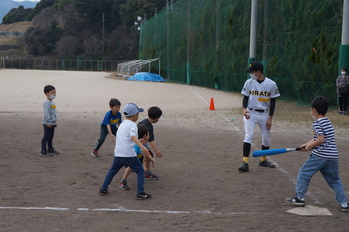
(208, 98), (217, 110)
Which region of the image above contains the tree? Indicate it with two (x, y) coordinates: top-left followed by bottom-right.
(25, 7), (62, 56)
(2, 6), (32, 24)
(55, 35), (82, 58)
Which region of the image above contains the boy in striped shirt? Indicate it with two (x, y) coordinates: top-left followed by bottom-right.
(286, 96), (348, 212)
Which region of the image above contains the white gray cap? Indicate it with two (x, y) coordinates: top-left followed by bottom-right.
(123, 103), (144, 116)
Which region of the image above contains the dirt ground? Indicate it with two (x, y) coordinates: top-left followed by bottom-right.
(1, 70), (349, 232)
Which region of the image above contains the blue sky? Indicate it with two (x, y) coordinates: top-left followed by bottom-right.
(12, 0), (40, 2)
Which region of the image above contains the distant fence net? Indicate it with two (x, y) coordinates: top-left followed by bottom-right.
(3, 59), (122, 72)
(139, 0), (343, 105)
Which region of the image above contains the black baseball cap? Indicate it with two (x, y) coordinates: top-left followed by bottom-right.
(245, 61), (263, 73)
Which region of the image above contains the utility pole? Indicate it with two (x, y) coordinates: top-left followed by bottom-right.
(339, 0), (349, 73)
(247, 0), (258, 75)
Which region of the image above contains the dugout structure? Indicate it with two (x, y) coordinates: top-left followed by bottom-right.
(116, 59), (160, 78)
(139, 0), (343, 105)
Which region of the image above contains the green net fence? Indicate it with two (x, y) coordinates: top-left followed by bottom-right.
(139, 0), (344, 105)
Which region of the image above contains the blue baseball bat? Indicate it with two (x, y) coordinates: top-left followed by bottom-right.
(252, 147), (302, 157)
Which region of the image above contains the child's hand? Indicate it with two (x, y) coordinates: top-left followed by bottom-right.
(141, 146), (150, 157)
(139, 138), (147, 145)
(300, 144), (312, 151)
(304, 144), (314, 151)
(155, 150), (162, 158)
(243, 109), (250, 119)
(111, 135), (116, 142)
(299, 144), (307, 151)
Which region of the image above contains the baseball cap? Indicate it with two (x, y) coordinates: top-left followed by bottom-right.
(123, 103), (144, 116)
(245, 61), (263, 73)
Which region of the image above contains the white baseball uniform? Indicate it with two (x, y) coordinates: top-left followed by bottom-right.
(241, 77), (280, 146)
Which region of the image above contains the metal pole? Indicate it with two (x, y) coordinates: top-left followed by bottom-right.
(154, 8), (157, 50)
(166, 0), (170, 80)
(262, 0), (269, 75)
(215, 0), (220, 51)
(341, 0), (349, 45)
(102, 13), (105, 52)
(186, 0), (191, 84)
(247, 0), (258, 70)
(339, 0), (349, 72)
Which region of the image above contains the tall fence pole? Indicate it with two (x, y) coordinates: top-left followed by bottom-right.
(215, 0), (220, 51)
(166, 0), (170, 80)
(262, 0), (269, 76)
(339, 0), (349, 73)
(247, 0), (258, 77)
(186, 0), (191, 84)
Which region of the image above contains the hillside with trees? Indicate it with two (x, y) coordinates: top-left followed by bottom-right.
(2, 0), (169, 60)
(0, 0), (37, 23)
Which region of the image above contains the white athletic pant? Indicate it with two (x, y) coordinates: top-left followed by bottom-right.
(243, 110), (271, 147)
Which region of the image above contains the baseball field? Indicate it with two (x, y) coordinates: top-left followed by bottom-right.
(1, 70), (349, 231)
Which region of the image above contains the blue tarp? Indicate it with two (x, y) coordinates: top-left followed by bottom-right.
(127, 72), (165, 82)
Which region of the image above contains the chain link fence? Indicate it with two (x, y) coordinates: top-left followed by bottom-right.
(2, 58), (123, 72)
(139, 0), (343, 105)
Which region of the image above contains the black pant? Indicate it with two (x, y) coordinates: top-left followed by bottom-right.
(41, 124), (55, 152)
(339, 95), (348, 112)
(93, 125), (117, 151)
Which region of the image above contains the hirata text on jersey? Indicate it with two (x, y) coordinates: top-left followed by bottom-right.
(249, 90), (270, 97)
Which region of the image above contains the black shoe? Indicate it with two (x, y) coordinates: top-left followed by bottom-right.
(259, 160), (276, 168)
(341, 203), (349, 212)
(40, 151), (52, 157)
(48, 148), (60, 155)
(99, 188), (108, 196)
(136, 192), (152, 200)
(238, 162), (249, 172)
(286, 196), (305, 206)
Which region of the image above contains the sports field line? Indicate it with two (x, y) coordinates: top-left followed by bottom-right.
(0, 206), (249, 215)
(186, 85), (243, 134)
(186, 85), (321, 204)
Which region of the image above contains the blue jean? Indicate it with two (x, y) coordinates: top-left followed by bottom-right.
(296, 155), (347, 204)
(101, 156), (145, 194)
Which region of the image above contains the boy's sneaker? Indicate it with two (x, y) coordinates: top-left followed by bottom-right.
(40, 151), (52, 157)
(99, 188), (108, 196)
(136, 192), (152, 200)
(48, 149), (60, 155)
(90, 150), (99, 157)
(286, 196), (305, 206)
(259, 160), (276, 168)
(340, 203), (349, 212)
(144, 171), (158, 180)
(238, 162), (249, 172)
(119, 180), (130, 190)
